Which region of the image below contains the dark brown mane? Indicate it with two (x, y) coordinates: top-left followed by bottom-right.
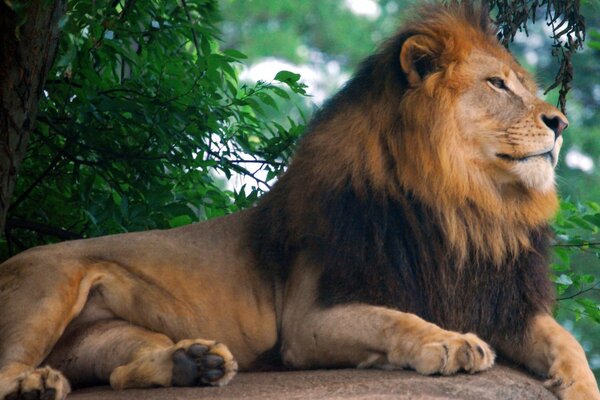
(248, 1), (555, 347)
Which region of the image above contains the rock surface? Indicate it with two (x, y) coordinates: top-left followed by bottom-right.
(69, 365), (556, 400)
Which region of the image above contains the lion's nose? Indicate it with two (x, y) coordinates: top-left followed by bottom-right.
(541, 113), (568, 140)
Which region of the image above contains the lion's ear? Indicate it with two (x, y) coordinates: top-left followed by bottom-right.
(399, 34), (440, 86)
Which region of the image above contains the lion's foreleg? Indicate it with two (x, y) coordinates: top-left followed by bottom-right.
(281, 303), (495, 374)
(501, 314), (600, 400)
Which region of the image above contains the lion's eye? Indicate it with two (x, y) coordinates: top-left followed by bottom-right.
(488, 77), (507, 90)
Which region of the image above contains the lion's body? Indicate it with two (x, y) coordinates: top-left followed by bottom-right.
(0, 211), (277, 374)
(0, 3), (599, 400)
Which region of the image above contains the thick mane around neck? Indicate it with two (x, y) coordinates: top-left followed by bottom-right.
(247, 2), (556, 343)
(263, 2), (557, 263)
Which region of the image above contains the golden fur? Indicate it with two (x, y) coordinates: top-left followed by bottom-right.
(283, 6), (560, 267)
(0, 3), (598, 400)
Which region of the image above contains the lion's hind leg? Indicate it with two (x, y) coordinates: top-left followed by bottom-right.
(0, 258), (106, 400)
(45, 320), (238, 390)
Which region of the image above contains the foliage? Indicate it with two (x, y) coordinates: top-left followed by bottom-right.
(0, 0), (306, 258)
(488, 0), (585, 113)
(219, 0), (409, 66)
(591, 29), (600, 51)
(552, 199), (600, 377)
(552, 200), (600, 323)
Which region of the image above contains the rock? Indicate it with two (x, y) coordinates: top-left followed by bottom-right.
(69, 364), (555, 400)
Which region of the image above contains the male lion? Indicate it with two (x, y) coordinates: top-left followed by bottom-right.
(0, 3), (598, 400)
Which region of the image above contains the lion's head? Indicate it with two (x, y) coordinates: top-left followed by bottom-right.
(396, 4), (567, 199)
(370, 3), (566, 261)
(453, 51), (566, 193)
(253, 2), (565, 274)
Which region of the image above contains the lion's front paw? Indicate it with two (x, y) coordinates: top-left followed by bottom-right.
(545, 362), (600, 400)
(171, 339), (238, 387)
(412, 332), (495, 375)
(3, 366), (70, 400)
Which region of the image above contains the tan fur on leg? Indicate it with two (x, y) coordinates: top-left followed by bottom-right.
(282, 265), (494, 374)
(44, 319), (175, 388)
(283, 303), (494, 374)
(500, 314), (600, 400)
(0, 364), (28, 399)
(282, 291), (495, 375)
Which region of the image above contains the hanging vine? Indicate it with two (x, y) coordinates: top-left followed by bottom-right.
(487, 0), (585, 113)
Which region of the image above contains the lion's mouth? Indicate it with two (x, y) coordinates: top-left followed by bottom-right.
(496, 150), (554, 164)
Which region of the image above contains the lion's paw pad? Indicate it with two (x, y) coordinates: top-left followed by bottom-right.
(4, 367), (70, 400)
(171, 341), (238, 387)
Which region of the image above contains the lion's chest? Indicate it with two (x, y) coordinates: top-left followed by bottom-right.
(313, 191), (554, 345)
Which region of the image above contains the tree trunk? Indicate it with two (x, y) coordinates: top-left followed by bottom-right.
(0, 0), (65, 236)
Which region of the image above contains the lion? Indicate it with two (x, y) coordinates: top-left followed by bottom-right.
(0, 2), (598, 400)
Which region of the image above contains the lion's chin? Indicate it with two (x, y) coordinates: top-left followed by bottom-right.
(511, 159), (556, 193)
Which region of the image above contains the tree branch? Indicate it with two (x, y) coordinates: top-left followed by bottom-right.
(558, 282), (600, 301)
(553, 242), (600, 248)
(8, 152), (64, 212)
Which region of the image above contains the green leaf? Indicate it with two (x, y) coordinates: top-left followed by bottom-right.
(568, 215), (596, 231)
(169, 215), (193, 228)
(257, 92), (278, 110)
(270, 86), (290, 99)
(553, 246), (572, 265)
(550, 262), (570, 273)
(274, 70), (301, 83)
(583, 213), (600, 229)
(222, 49), (247, 59)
